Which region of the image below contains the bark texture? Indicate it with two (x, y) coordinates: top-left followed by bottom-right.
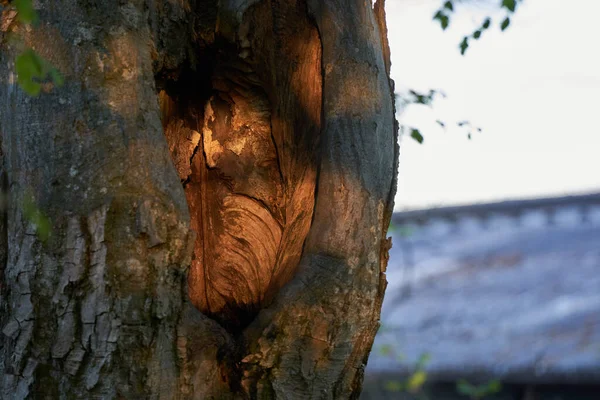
(159, 0), (323, 328)
(0, 0), (398, 398)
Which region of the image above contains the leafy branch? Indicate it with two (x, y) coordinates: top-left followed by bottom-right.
(384, 352), (432, 395)
(10, 0), (64, 96)
(432, 0), (524, 55)
(398, 0), (521, 144)
(16, 48), (64, 96)
(396, 89), (482, 144)
(456, 379), (502, 399)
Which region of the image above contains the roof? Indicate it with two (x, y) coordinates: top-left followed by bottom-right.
(366, 194), (600, 384)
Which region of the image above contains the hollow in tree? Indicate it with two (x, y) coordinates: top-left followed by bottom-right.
(0, 0), (398, 398)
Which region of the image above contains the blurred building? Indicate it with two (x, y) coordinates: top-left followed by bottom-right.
(363, 193), (600, 399)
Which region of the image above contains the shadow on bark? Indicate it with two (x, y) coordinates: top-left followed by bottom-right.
(0, 0), (397, 398)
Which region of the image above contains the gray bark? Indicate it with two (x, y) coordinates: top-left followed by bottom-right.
(0, 0), (398, 398)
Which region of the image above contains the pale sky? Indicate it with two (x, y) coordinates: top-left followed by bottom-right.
(386, 0), (600, 210)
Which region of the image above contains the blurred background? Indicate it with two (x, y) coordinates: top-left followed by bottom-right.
(390, 0), (600, 210)
(362, 0), (600, 398)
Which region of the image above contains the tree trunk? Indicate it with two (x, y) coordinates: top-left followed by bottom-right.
(0, 0), (398, 398)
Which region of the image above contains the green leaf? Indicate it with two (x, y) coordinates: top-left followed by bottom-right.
(407, 371), (427, 393)
(486, 380), (502, 393)
(456, 380), (477, 396)
(379, 344), (394, 356)
(49, 67), (64, 87)
(501, 16), (511, 31)
(482, 18), (491, 29)
(459, 37), (469, 55)
(433, 11), (450, 30)
(14, 0), (39, 25)
(444, 1), (454, 11)
(502, 0), (517, 12)
(410, 129), (424, 144)
(385, 380), (404, 392)
(440, 15), (449, 30)
(416, 352), (431, 369)
(15, 49), (64, 96)
(410, 91), (428, 105)
(473, 30), (482, 39)
(456, 379), (502, 398)
(16, 49), (44, 96)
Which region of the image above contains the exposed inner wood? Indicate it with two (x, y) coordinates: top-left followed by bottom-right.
(0, 0), (396, 396)
(159, 1), (322, 329)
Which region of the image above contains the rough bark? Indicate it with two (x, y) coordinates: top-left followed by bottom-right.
(0, 0), (398, 398)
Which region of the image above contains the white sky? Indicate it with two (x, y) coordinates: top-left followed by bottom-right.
(386, 0), (600, 210)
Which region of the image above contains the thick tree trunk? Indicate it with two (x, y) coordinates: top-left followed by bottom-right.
(0, 0), (397, 398)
